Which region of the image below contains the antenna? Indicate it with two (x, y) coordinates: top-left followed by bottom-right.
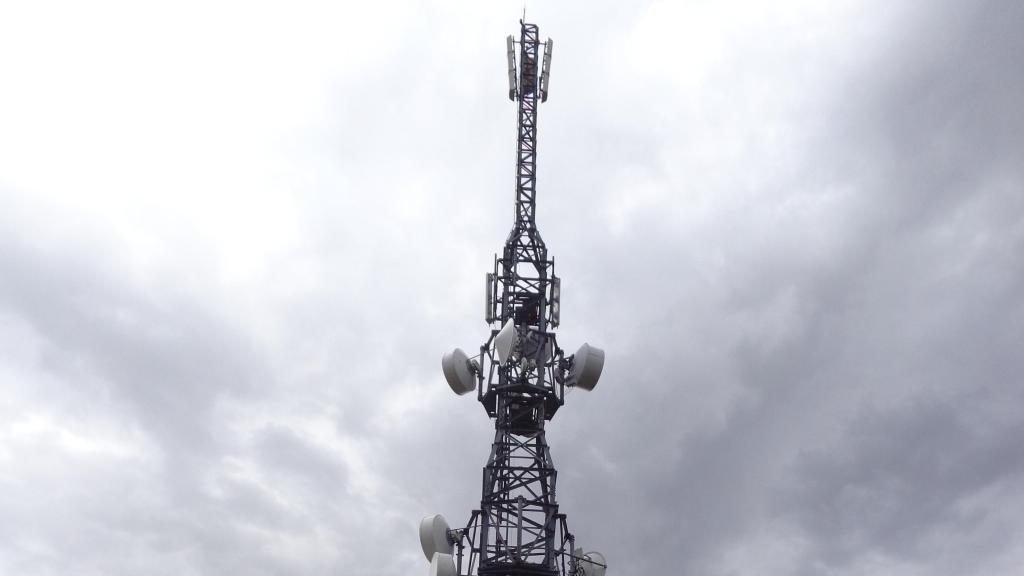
(441, 348), (477, 395)
(568, 343), (605, 391)
(579, 551), (608, 576)
(540, 39), (553, 102)
(493, 319), (518, 366)
(426, 20), (608, 576)
(419, 514), (454, 560)
(506, 35), (518, 101)
(549, 276), (561, 327)
(485, 272), (497, 324)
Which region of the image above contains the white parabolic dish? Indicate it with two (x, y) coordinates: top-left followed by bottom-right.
(494, 318), (517, 365)
(419, 514), (454, 561)
(580, 551), (607, 576)
(441, 349), (476, 395)
(570, 343), (605, 391)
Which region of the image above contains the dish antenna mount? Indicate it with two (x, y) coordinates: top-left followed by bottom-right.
(430, 20), (608, 576)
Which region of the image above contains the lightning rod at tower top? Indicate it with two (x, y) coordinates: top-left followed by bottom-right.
(419, 20), (608, 576)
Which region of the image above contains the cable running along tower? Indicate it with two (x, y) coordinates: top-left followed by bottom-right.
(422, 21), (607, 576)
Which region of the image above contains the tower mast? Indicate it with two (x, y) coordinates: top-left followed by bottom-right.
(425, 20), (607, 576)
(481, 21), (560, 574)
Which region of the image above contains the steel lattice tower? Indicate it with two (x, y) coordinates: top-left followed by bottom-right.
(426, 20), (606, 576)
(479, 20), (560, 576)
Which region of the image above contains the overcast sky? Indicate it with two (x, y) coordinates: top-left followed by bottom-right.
(1, 1), (1022, 575)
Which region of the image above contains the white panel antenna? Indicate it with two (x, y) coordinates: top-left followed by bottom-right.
(540, 39), (553, 102)
(549, 276), (561, 327)
(485, 272), (496, 324)
(506, 35), (518, 101)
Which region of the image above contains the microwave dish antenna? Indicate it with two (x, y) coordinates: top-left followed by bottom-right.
(419, 514), (455, 561)
(579, 551), (607, 576)
(441, 349), (478, 395)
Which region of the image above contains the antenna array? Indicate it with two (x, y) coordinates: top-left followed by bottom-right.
(424, 20), (607, 576)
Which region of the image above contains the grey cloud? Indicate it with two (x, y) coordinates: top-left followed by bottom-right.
(1, 1), (1022, 575)
(0, 228), (263, 456)
(253, 424), (348, 496)
(538, 2), (1024, 575)
(785, 400), (1024, 568)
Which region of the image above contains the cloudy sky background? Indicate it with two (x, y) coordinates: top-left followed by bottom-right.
(1, 1), (1022, 574)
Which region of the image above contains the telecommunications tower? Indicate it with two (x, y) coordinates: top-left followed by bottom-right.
(419, 21), (608, 576)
